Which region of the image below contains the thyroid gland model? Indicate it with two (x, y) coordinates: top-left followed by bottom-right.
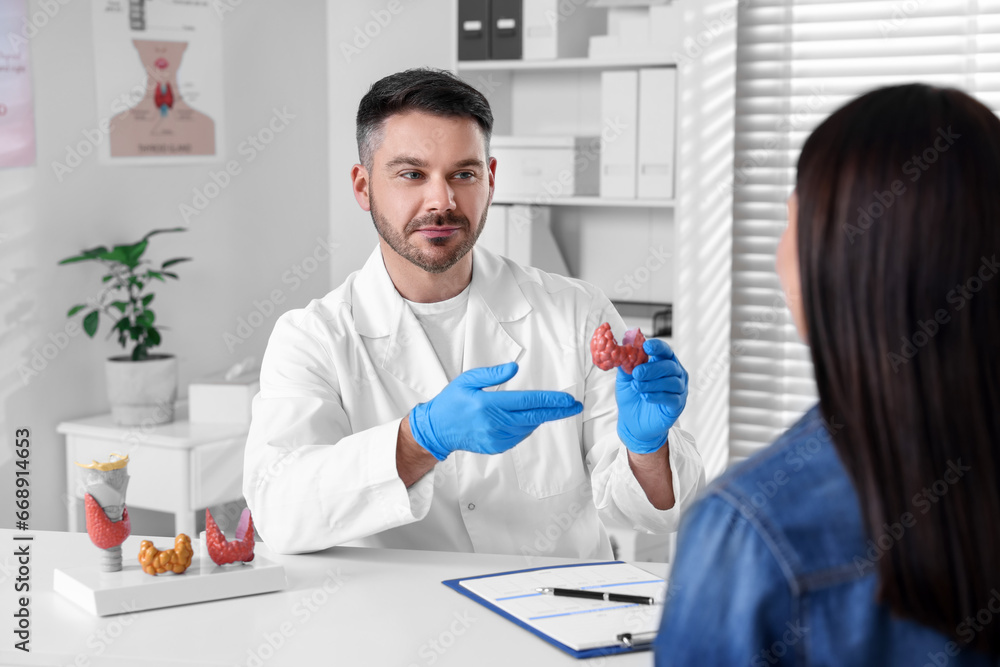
(77, 454), (131, 572)
(205, 508), (255, 565)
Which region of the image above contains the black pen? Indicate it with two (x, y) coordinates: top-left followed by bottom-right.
(536, 587), (656, 605)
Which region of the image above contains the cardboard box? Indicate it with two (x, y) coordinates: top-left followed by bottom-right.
(188, 369), (259, 424)
(523, 0), (606, 60)
(491, 135), (601, 200)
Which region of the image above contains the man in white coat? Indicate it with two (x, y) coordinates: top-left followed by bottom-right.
(243, 68), (705, 558)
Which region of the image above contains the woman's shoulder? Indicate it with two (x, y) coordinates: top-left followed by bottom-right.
(697, 405), (870, 585)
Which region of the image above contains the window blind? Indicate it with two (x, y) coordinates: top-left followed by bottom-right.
(730, 0), (1000, 462)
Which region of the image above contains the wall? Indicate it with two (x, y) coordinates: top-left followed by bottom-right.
(326, 0), (454, 290)
(672, 0), (738, 480)
(0, 0), (330, 532)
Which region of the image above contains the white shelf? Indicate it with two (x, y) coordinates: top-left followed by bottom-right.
(492, 196), (675, 208)
(458, 56), (676, 72)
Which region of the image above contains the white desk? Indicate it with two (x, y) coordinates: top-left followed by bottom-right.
(57, 408), (249, 536)
(4, 530), (663, 666)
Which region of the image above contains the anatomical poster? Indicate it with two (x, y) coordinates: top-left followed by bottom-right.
(0, 0), (36, 168)
(92, 0), (224, 165)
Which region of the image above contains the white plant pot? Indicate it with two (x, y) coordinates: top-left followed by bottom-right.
(105, 354), (178, 426)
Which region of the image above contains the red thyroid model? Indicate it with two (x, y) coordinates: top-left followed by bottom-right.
(206, 508), (255, 565)
(590, 322), (649, 374)
(84, 493), (131, 549)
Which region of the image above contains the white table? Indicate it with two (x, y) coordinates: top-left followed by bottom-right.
(57, 408), (249, 536)
(2, 530), (664, 666)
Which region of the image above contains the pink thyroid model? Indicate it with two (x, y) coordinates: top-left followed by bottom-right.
(590, 322), (649, 374)
(205, 508), (255, 565)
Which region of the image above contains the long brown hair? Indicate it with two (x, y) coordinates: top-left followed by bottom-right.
(796, 84), (1000, 655)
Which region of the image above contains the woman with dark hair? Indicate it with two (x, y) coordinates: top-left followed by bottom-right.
(654, 84), (1000, 665)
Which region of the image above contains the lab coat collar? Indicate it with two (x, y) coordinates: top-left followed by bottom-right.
(350, 245), (530, 396)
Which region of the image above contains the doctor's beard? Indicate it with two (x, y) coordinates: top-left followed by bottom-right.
(369, 193), (488, 274)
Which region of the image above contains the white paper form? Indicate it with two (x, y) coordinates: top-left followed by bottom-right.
(459, 562), (666, 651)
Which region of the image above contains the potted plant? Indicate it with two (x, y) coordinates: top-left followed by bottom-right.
(58, 227), (191, 426)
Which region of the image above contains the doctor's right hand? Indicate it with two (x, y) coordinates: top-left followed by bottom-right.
(408, 362), (583, 461)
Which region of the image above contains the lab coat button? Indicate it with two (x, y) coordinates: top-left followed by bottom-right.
(467, 503), (476, 511)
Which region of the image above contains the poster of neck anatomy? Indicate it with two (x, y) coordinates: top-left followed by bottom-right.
(92, 0), (223, 165)
(0, 0), (36, 168)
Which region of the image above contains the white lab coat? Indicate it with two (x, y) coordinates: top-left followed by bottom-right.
(243, 245), (705, 557)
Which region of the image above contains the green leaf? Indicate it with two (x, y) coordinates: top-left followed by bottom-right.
(57, 245), (109, 265)
(131, 345), (148, 361)
(137, 310), (155, 327)
(145, 271), (165, 282)
(113, 317), (130, 332)
(83, 310), (99, 337)
(162, 271), (179, 280)
(57, 255), (93, 265)
(129, 326), (142, 341)
(121, 240), (148, 268)
(146, 327), (161, 346)
(128, 277), (145, 291)
(102, 274), (114, 283)
(67, 304), (86, 317)
(160, 257), (191, 269)
(111, 301), (129, 313)
(96, 246), (130, 265)
(142, 227), (186, 241)
(142, 294), (154, 307)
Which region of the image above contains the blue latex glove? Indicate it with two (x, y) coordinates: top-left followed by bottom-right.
(409, 362), (583, 461)
(616, 338), (689, 454)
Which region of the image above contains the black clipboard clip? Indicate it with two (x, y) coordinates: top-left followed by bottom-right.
(617, 631), (658, 649)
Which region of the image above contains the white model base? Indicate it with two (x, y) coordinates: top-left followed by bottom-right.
(53, 539), (286, 616)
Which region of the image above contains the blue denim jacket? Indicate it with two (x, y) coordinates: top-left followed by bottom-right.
(654, 405), (998, 667)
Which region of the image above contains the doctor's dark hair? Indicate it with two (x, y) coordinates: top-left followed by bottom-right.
(795, 83), (1000, 657)
(356, 68), (493, 171)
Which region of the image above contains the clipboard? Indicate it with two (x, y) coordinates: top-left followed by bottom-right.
(442, 560), (664, 659)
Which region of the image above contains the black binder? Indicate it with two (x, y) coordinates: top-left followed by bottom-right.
(458, 0), (491, 61)
(490, 0), (522, 60)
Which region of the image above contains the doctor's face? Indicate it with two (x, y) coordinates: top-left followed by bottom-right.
(355, 111), (496, 274)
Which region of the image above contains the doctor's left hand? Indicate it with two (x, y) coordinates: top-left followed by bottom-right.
(615, 339), (688, 454)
